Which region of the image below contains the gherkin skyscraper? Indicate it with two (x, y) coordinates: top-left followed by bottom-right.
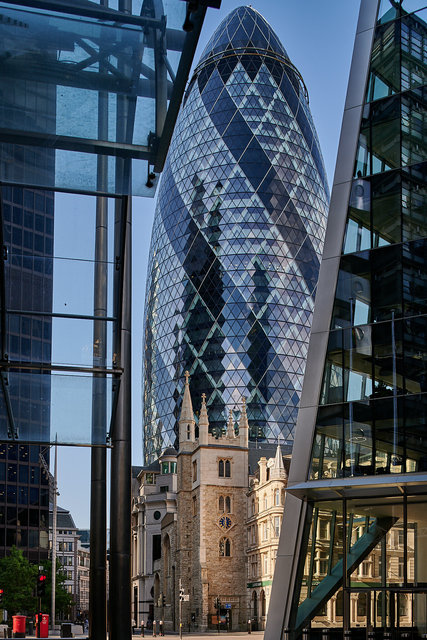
(143, 6), (329, 463)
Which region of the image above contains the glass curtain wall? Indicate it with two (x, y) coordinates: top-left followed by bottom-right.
(287, 2), (427, 637)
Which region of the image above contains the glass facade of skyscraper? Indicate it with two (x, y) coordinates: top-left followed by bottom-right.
(143, 6), (329, 462)
(0, 0), (216, 633)
(266, 2), (427, 638)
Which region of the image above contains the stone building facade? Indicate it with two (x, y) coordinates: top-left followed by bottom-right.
(131, 454), (177, 627)
(246, 448), (289, 630)
(49, 505), (79, 620)
(133, 374), (290, 632)
(77, 542), (90, 618)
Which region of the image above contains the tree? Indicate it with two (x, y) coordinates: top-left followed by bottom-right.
(0, 546), (37, 616)
(40, 559), (74, 620)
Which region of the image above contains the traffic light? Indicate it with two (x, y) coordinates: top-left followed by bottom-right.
(179, 587), (184, 602)
(37, 573), (47, 597)
(0, 588), (4, 604)
(215, 597), (221, 610)
(162, 594), (166, 607)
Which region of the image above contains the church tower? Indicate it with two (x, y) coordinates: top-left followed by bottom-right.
(176, 374), (249, 631)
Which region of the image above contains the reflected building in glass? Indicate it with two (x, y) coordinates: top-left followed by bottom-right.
(143, 6), (329, 462)
(0, 76), (55, 561)
(266, 2), (427, 638)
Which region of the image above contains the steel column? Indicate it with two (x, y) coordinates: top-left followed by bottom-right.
(109, 192), (132, 640)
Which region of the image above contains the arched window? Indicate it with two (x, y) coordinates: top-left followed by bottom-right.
(225, 496), (231, 513)
(218, 460), (224, 477)
(260, 590), (266, 617)
(219, 496), (224, 512)
(186, 424), (191, 440)
(219, 459), (231, 478)
(225, 460), (231, 477)
(219, 537), (231, 557)
(274, 489), (280, 505)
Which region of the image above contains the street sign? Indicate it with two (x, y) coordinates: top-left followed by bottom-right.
(183, 595), (190, 601)
(225, 604), (231, 609)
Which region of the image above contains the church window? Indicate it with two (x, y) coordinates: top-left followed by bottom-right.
(219, 496), (224, 512)
(218, 459), (231, 477)
(274, 488), (280, 505)
(219, 537), (231, 557)
(192, 460), (197, 482)
(225, 496), (231, 513)
(186, 424), (191, 440)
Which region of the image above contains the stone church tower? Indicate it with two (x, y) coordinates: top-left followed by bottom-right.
(175, 372), (249, 632)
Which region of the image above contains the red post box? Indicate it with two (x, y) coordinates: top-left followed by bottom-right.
(36, 614), (49, 638)
(12, 616), (26, 638)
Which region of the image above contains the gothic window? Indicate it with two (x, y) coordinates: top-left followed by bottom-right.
(219, 496), (224, 512)
(186, 424), (191, 440)
(218, 459), (231, 477)
(274, 488), (280, 505)
(225, 496), (231, 513)
(219, 537), (231, 557)
(192, 460), (197, 482)
(192, 496), (197, 516)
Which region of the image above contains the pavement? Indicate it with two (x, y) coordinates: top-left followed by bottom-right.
(133, 634), (264, 639)
(16, 633), (264, 640)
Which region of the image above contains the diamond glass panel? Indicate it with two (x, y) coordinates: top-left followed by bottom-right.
(143, 6), (329, 462)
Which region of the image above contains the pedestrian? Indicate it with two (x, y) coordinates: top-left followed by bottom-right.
(141, 619), (145, 637)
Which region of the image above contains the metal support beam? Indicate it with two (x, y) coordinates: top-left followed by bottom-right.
(90, 61), (109, 640)
(109, 193), (132, 640)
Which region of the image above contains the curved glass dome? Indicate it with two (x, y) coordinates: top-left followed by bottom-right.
(142, 6), (329, 463)
(198, 5), (288, 64)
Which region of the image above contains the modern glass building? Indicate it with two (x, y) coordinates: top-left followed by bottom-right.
(143, 6), (330, 462)
(266, 1), (427, 638)
(0, 0), (219, 637)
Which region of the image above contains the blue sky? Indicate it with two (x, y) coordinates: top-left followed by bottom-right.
(58, 0), (361, 528)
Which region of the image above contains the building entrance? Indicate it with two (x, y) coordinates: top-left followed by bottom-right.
(349, 589), (427, 638)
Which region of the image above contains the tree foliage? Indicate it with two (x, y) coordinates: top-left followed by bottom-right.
(0, 547), (37, 616)
(40, 559), (74, 619)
